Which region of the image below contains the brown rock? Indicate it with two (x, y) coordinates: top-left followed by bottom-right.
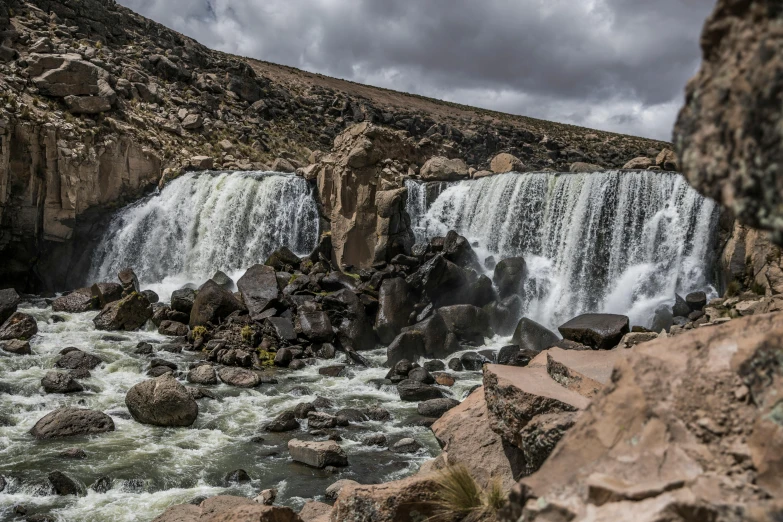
(622, 157), (653, 170)
(569, 161), (605, 173)
(93, 292), (152, 331)
(330, 474), (440, 522)
(420, 156), (470, 181)
(288, 439), (348, 468)
(655, 148), (679, 171)
(30, 408), (115, 439)
(0, 312), (38, 340)
(152, 495), (301, 522)
(298, 501), (331, 522)
(490, 152), (525, 174)
(125, 374), (198, 427)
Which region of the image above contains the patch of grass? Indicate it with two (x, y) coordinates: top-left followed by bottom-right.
(751, 281), (767, 296)
(241, 325), (253, 343)
(429, 465), (506, 522)
(257, 349), (275, 367)
(725, 280), (742, 298)
(192, 325), (207, 340)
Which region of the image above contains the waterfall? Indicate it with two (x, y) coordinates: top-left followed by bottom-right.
(407, 171), (719, 330)
(90, 171), (319, 296)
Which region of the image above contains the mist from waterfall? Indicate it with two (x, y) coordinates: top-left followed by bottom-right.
(406, 171), (719, 330)
(90, 171), (319, 298)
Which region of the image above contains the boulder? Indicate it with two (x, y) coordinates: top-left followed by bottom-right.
(0, 288), (20, 325)
(49, 471), (83, 496)
(0, 312), (37, 340)
(397, 379), (445, 401)
(374, 278), (414, 345)
(460, 351), (487, 371)
(442, 230), (482, 272)
(437, 305), (492, 344)
(493, 257), (527, 298)
(93, 293), (152, 331)
(265, 247), (301, 271)
(187, 365), (217, 385)
(391, 438), (422, 453)
(265, 410), (300, 432)
(307, 411), (338, 429)
(189, 280), (244, 328)
(484, 295), (523, 336)
(42, 371), (83, 394)
(237, 264), (279, 320)
(52, 288), (94, 313)
(508, 312), (783, 520)
(417, 398), (460, 418)
(622, 157), (653, 170)
(190, 156), (214, 170)
(655, 148), (679, 171)
(56, 349), (101, 370)
(125, 374), (199, 427)
(218, 367), (261, 388)
(558, 313), (629, 350)
(413, 254), (484, 307)
(400, 313), (461, 360)
(151, 496), (301, 522)
(30, 408), (115, 439)
(672, 293), (691, 317)
(490, 153), (525, 174)
(28, 54), (107, 97)
(1, 339), (31, 355)
(295, 311), (333, 342)
(686, 291), (707, 311)
(420, 156), (470, 181)
(569, 162), (605, 173)
(299, 501), (331, 522)
(288, 439), (348, 468)
(511, 317), (559, 352)
(170, 288), (196, 315)
(330, 474), (440, 521)
(385, 331), (426, 367)
(158, 320), (188, 337)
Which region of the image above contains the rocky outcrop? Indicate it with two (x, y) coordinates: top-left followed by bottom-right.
(313, 123), (422, 268)
(506, 312), (783, 521)
(674, 0), (783, 243)
(152, 495), (302, 522)
(719, 218), (783, 296)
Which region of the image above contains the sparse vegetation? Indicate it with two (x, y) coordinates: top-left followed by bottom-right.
(192, 325), (207, 340)
(240, 325), (253, 343)
(725, 280), (742, 297)
(429, 465), (506, 522)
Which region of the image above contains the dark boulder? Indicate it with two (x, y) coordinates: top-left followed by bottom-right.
(423, 360), (446, 372)
(225, 469), (251, 484)
(558, 313), (630, 350)
(375, 278), (414, 345)
(385, 331), (426, 367)
(413, 254), (470, 307)
(125, 375), (199, 427)
(41, 371), (83, 394)
(295, 311), (333, 342)
(266, 317), (297, 342)
(686, 291), (707, 311)
(118, 268), (140, 295)
(672, 294), (691, 318)
(319, 365), (347, 377)
(325, 290), (377, 351)
(49, 471), (82, 496)
(265, 410), (300, 432)
(237, 264), (279, 320)
(0, 312), (37, 340)
(408, 367), (435, 384)
(484, 295), (523, 336)
(171, 288), (197, 315)
(52, 288), (94, 313)
(142, 290), (159, 304)
(189, 280), (244, 328)
(400, 313), (461, 360)
(265, 247), (301, 271)
(211, 271), (234, 290)
(442, 230), (482, 271)
(158, 320), (188, 337)
(652, 304), (674, 333)
(493, 257), (527, 298)
(497, 345), (537, 367)
(218, 367), (262, 388)
(187, 365), (217, 385)
(437, 305), (493, 344)
(93, 293), (152, 331)
(56, 349), (101, 370)
(397, 379), (445, 401)
(511, 317), (559, 352)
(30, 408), (115, 439)
(460, 351), (487, 371)
(0, 288), (20, 325)
(1, 339), (31, 355)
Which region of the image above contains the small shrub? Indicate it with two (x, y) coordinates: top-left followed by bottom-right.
(725, 280), (741, 298)
(751, 281), (767, 296)
(257, 350), (275, 367)
(192, 325), (207, 340)
(95, 40), (103, 49)
(429, 465), (506, 522)
(241, 325), (253, 343)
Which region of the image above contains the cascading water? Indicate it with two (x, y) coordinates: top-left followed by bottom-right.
(407, 170), (719, 329)
(89, 171), (319, 298)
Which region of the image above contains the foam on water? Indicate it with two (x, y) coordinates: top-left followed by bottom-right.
(406, 170), (719, 329)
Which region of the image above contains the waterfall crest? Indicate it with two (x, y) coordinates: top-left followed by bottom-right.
(407, 171), (719, 329)
(90, 171), (319, 294)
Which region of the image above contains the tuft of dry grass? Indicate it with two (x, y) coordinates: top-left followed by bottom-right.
(429, 465), (507, 522)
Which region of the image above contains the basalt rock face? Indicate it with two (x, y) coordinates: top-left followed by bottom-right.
(505, 312), (783, 521)
(314, 123), (422, 269)
(674, 0), (783, 244)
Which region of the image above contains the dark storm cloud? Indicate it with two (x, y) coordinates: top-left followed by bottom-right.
(116, 0), (715, 140)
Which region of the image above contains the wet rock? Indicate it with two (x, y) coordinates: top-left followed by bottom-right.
(686, 291), (707, 311)
(55, 349), (101, 370)
(651, 304), (674, 333)
(225, 469), (251, 484)
(423, 360), (446, 372)
(1, 339), (32, 355)
(158, 320), (188, 337)
(237, 264), (279, 320)
(363, 433), (387, 446)
(385, 331), (426, 367)
(48, 471), (82, 496)
(118, 268), (140, 295)
(307, 411), (338, 429)
(147, 366), (174, 377)
(254, 488), (277, 506)
(125, 374), (199, 427)
(497, 345), (537, 367)
(433, 372), (456, 387)
(41, 371), (83, 394)
(374, 278), (414, 344)
(397, 379), (445, 401)
(437, 304), (492, 344)
(189, 280), (244, 328)
(0, 288), (20, 324)
(317, 343), (337, 359)
(0, 312), (38, 340)
(672, 294), (691, 317)
(336, 408), (368, 423)
(0, 475), (5, 493)
(266, 317), (297, 343)
(59, 448), (87, 459)
(142, 290), (159, 304)
(318, 365), (346, 377)
(558, 313), (630, 350)
(391, 437), (423, 454)
(170, 288), (196, 315)
(293, 402), (316, 419)
(288, 439), (348, 468)
(407, 366), (435, 384)
(448, 358), (463, 371)
(399, 313), (460, 361)
(30, 408), (115, 439)
(512, 317), (559, 352)
(442, 231), (482, 272)
(217, 367), (261, 388)
(93, 293), (152, 331)
(417, 398), (460, 418)
(493, 257), (528, 299)
(265, 410), (300, 432)
(90, 476), (113, 493)
(266, 247), (301, 271)
(484, 295), (524, 337)
(460, 351), (487, 371)
(295, 311), (333, 342)
(134, 342), (154, 355)
(187, 365), (217, 385)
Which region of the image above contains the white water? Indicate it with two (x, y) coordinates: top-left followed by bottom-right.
(407, 171), (719, 329)
(0, 302), (484, 521)
(89, 172), (319, 299)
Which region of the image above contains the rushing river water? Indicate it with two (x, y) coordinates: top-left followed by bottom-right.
(0, 301), (486, 521)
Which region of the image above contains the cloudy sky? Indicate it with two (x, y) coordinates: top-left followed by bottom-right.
(117, 0), (715, 140)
